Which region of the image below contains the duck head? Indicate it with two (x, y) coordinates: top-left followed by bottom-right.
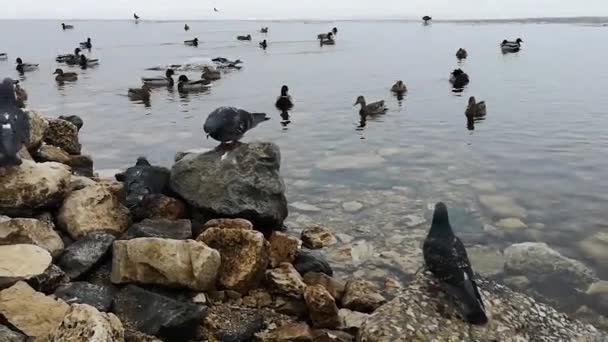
(468, 96), (476, 106)
(53, 68), (64, 75)
(74, 48), (81, 55)
(165, 69), (175, 78)
(15, 58), (23, 65)
(354, 96), (366, 106)
(280, 85), (289, 96)
(516, 38), (523, 44)
(194, 38), (198, 43)
(178, 75), (189, 83)
(87, 38), (91, 43)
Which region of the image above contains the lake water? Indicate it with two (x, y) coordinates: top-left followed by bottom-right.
(1, 19), (607, 322)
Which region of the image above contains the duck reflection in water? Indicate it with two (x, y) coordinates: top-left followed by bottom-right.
(280, 111), (291, 128)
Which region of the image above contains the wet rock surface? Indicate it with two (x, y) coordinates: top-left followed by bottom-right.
(293, 250), (333, 276)
(301, 225), (337, 249)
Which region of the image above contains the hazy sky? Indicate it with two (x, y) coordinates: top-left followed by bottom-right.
(3, 0), (608, 20)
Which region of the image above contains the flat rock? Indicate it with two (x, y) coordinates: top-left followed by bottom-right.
(0, 217), (64, 257)
(111, 238), (220, 291)
(25, 110), (48, 152)
(26, 264), (70, 294)
(122, 219), (192, 240)
(290, 201), (322, 212)
(315, 154), (385, 171)
(294, 250), (333, 276)
(0, 281), (69, 339)
(48, 303), (124, 342)
(113, 285), (207, 341)
(578, 231), (608, 266)
(202, 218), (254, 231)
(44, 118), (81, 154)
(303, 272), (345, 302)
(198, 227), (269, 293)
(255, 322), (313, 341)
(341, 278), (386, 313)
(479, 194), (527, 219)
(467, 245), (506, 276)
(58, 232), (115, 280)
(170, 142), (288, 233)
(301, 225), (337, 249)
(269, 231), (301, 268)
(202, 304), (264, 342)
(266, 263), (307, 298)
(57, 184), (131, 239)
(341, 201), (363, 213)
(0, 324), (26, 342)
(304, 284), (341, 329)
(495, 217), (528, 230)
(35, 144), (71, 165)
(54, 282), (116, 312)
(0, 244), (51, 288)
(132, 194), (188, 221)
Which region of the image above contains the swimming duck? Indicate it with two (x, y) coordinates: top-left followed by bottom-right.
(450, 69), (470, 89)
(79, 54), (99, 68)
(275, 85), (293, 113)
(212, 57), (243, 70)
(456, 48), (468, 60)
(142, 69), (175, 87)
(320, 33), (335, 46)
(259, 40), (267, 50)
(423, 16), (432, 24)
(184, 38), (198, 47)
(501, 38), (523, 53)
(15, 58), (39, 73)
(177, 75), (211, 92)
(391, 80), (407, 94)
(80, 38), (92, 49)
(237, 35), (252, 41)
(184, 24), (190, 31)
(354, 96), (387, 115)
(61, 23), (74, 30)
(332, 27), (338, 34)
(128, 84), (151, 101)
(53, 68), (78, 82)
(57, 48), (81, 64)
(465, 96), (486, 119)
(0, 53), (7, 60)
(202, 66), (221, 81)
(260, 27), (269, 33)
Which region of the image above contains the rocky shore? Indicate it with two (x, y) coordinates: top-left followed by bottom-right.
(0, 111), (606, 341)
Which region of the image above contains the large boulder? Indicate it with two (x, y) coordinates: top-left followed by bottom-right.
(198, 227), (269, 293)
(121, 219), (192, 240)
(54, 282), (116, 312)
(0, 244), (52, 288)
(48, 303), (124, 342)
(0, 216), (64, 257)
(170, 142), (288, 233)
(0, 282), (69, 339)
(44, 118), (81, 154)
(111, 238), (220, 291)
(57, 184), (131, 239)
(58, 233), (115, 280)
(0, 160), (71, 215)
(304, 285), (341, 329)
(357, 272), (606, 341)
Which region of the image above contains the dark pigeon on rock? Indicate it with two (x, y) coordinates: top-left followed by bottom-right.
(58, 232), (115, 280)
(203, 106), (269, 144)
(0, 78), (30, 167)
(116, 157), (170, 209)
(54, 281), (116, 312)
(423, 202), (488, 325)
(293, 249), (333, 276)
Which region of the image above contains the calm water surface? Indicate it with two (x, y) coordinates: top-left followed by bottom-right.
(1, 19), (607, 318)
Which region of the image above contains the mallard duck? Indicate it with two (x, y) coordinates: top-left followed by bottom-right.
(15, 58), (38, 73)
(142, 69), (175, 87)
(202, 66), (221, 81)
(391, 80), (407, 94)
(456, 48), (468, 60)
(501, 38), (523, 53)
(80, 38), (92, 49)
(465, 96), (486, 119)
(177, 75), (211, 92)
(275, 85), (293, 112)
(128, 84), (151, 101)
(259, 40), (267, 50)
(320, 33), (335, 46)
(423, 16), (432, 24)
(79, 54), (99, 68)
(61, 23), (74, 30)
(56, 48), (81, 64)
(0, 53), (7, 60)
(332, 27), (338, 34)
(237, 35), (252, 41)
(184, 24), (190, 31)
(53, 68), (78, 82)
(450, 69), (469, 89)
(317, 33), (328, 40)
(354, 96), (387, 115)
(184, 38), (198, 46)
(260, 27), (269, 33)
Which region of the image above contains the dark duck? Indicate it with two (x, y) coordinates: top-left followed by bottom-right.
(275, 85), (293, 113)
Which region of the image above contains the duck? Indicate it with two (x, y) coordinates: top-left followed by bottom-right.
(128, 84), (151, 101)
(80, 38), (92, 49)
(202, 66), (221, 81)
(275, 85), (293, 113)
(184, 38), (199, 47)
(0, 53), (7, 60)
(237, 35), (252, 41)
(423, 16), (432, 24)
(260, 27), (269, 34)
(456, 48), (468, 60)
(354, 96), (387, 115)
(465, 96), (487, 119)
(57, 48), (81, 65)
(391, 80), (407, 94)
(133, 13), (140, 20)
(212, 58), (243, 70)
(79, 54), (99, 68)
(177, 75), (211, 92)
(15, 58), (39, 73)
(320, 33), (335, 46)
(332, 27), (338, 34)
(61, 23), (74, 30)
(259, 40), (267, 50)
(501, 38), (523, 53)
(53, 68), (78, 82)
(142, 69), (175, 87)
(184, 24), (190, 31)
(450, 69), (470, 89)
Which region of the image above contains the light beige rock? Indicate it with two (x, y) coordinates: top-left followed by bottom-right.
(111, 238), (220, 291)
(586, 280), (608, 296)
(57, 184), (131, 239)
(69, 175), (97, 191)
(579, 231), (608, 265)
(266, 263), (307, 298)
(341, 278), (386, 313)
(269, 231), (301, 268)
(301, 225), (337, 249)
(0, 217), (64, 257)
(339, 308), (370, 330)
(25, 110), (49, 151)
(17, 146), (33, 161)
(303, 272), (345, 302)
(467, 245), (505, 276)
(0, 282), (69, 338)
(35, 144), (71, 165)
(495, 218), (527, 230)
(202, 218), (253, 231)
(479, 195), (527, 219)
(304, 285), (340, 329)
(0, 244), (52, 288)
(48, 304), (124, 342)
(197, 227), (269, 293)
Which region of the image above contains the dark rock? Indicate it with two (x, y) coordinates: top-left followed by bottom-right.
(294, 250), (333, 276)
(132, 194), (188, 222)
(121, 219), (192, 240)
(274, 295), (308, 319)
(35, 212), (55, 225)
(202, 304), (265, 342)
(44, 118), (81, 154)
(58, 232), (115, 280)
(0, 324), (26, 342)
(170, 142), (288, 234)
(118, 157), (170, 209)
(58, 115), (84, 131)
(69, 155), (94, 177)
(54, 282), (116, 312)
(26, 264), (69, 294)
(112, 285), (207, 340)
(85, 259), (113, 286)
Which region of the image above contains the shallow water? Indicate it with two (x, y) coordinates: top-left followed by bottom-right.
(1, 19), (607, 319)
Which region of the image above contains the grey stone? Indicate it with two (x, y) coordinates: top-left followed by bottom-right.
(0, 324), (26, 342)
(58, 233), (115, 280)
(54, 282), (116, 312)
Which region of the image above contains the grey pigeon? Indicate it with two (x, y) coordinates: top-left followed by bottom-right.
(115, 157), (170, 209)
(423, 202), (488, 325)
(203, 106), (269, 144)
(0, 78), (30, 167)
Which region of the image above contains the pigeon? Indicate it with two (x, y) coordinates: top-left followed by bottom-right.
(116, 157), (170, 209)
(0, 78), (30, 167)
(423, 202), (488, 325)
(203, 107), (269, 144)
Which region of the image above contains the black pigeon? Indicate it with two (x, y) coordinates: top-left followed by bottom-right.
(0, 78), (30, 167)
(423, 202), (488, 325)
(116, 157), (170, 209)
(203, 107), (269, 144)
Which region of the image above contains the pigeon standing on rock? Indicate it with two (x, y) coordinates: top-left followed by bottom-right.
(423, 202), (488, 325)
(0, 78), (30, 167)
(203, 106), (269, 144)
(115, 157), (170, 209)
